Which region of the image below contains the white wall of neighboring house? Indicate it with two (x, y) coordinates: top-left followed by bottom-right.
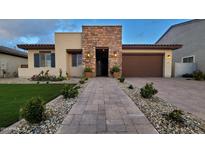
(0, 53), (27, 77)
(174, 63), (197, 77)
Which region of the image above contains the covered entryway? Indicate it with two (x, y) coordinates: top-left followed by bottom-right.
(122, 53), (164, 77)
(96, 48), (109, 76)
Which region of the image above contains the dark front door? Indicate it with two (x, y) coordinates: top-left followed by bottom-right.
(96, 48), (108, 76)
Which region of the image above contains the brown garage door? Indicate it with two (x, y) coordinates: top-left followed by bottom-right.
(122, 53), (164, 77)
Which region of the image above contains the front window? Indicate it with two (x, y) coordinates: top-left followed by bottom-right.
(72, 54), (82, 67)
(39, 53), (51, 67)
(182, 56), (194, 63)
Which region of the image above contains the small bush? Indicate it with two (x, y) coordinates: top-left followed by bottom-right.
(84, 77), (88, 81)
(79, 79), (85, 84)
(46, 81), (49, 84)
(45, 70), (49, 77)
(110, 65), (120, 74)
(84, 67), (92, 72)
(66, 72), (70, 80)
(167, 109), (184, 123)
(59, 68), (63, 77)
(182, 73), (193, 78)
(20, 97), (45, 124)
(31, 74), (66, 81)
(193, 70), (204, 80)
(140, 82), (158, 98)
(119, 76), (125, 83)
(37, 81), (40, 84)
(61, 85), (79, 99)
(128, 84), (134, 89)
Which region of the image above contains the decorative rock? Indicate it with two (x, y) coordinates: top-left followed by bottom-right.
(119, 81), (205, 134)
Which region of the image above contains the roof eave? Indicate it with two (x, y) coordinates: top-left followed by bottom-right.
(17, 44), (55, 50)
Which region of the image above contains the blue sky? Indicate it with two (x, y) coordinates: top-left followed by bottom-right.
(0, 19), (189, 48)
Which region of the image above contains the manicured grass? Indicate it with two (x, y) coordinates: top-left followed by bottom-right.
(0, 84), (74, 128)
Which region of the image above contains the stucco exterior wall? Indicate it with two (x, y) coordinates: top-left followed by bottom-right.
(174, 63), (197, 77)
(122, 49), (173, 77)
(156, 20), (205, 72)
(0, 53), (27, 77)
(18, 68), (59, 78)
(18, 49), (57, 78)
(55, 33), (82, 76)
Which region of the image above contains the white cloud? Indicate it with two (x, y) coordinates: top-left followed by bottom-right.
(0, 19), (78, 47)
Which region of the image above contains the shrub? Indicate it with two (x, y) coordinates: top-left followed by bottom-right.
(193, 70), (204, 80)
(37, 81), (40, 84)
(119, 76), (125, 83)
(110, 65), (120, 74)
(182, 73), (193, 78)
(79, 79), (85, 84)
(66, 72), (70, 80)
(45, 70), (49, 77)
(46, 81), (49, 84)
(57, 76), (66, 81)
(84, 67), (92, 72)
(20, 97), (45, 124)
(167, 109), (184, 123)
(128, 84), (134, 89)
(84, 77), (88, 81)
(59, 68), (63, 77)
(13, 71), (18, 77)
(140, 82), (158, 98)
(31, 73), (66, 81)
(61, 85), (79, 99)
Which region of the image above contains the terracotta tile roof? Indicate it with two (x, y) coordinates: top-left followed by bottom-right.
(17, 44), (55, 50)
(17, 43), (182, 50)
(122, 44), (182, 50)
(0, 46), (27, 58)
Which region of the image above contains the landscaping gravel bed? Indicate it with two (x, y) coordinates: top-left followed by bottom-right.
(0, 82), (88, 134)
(119, 81), (205, 134)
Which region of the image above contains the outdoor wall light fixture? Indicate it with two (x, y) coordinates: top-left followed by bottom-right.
(87, 52), (91, 58)
(167, 54), (171, 59)
(114, 52), (117, 57)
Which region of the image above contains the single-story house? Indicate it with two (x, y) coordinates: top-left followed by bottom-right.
(156, 19), (205, 76)
(17, 25), (181, 78)
(0, 46), (28, 77)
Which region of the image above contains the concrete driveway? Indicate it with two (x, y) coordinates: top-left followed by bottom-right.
(126, 78), (205, 121)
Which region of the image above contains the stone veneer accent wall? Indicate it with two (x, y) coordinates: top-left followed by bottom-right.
(82, 26), (122, 76)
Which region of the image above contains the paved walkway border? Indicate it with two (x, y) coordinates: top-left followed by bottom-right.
(57, 78), (158, 134)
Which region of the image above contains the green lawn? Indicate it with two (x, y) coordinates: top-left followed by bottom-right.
(0, 84), (73, 128)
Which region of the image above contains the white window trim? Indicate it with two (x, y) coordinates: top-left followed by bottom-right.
(181, 55), (195, 63)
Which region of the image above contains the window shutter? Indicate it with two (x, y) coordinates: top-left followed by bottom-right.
(34, 53), (40, 67)
(51, 53), (55, 67)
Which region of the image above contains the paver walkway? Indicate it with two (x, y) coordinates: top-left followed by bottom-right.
(57, 78), (157, 134)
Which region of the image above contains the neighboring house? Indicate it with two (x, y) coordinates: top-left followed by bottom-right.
(156, 19), (205, 76)
(0, 46), (28, 77)
(17, 25), (181, 78)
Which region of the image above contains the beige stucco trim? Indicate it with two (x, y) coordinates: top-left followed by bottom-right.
(55, 33), (82, 76)
(122, 49), (173, 77)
